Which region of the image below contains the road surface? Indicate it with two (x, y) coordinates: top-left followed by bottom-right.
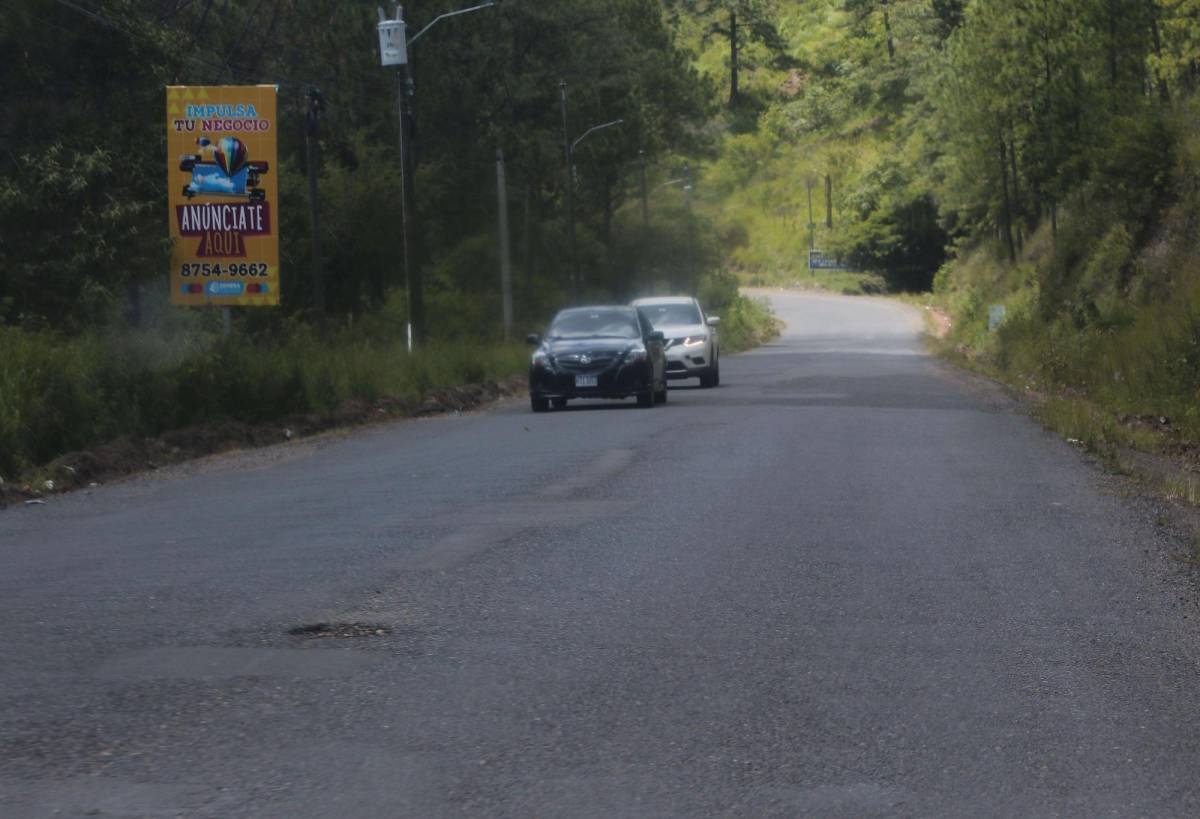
(4, 291), (1200, 817)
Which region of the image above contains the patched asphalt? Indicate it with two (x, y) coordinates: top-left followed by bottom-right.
(3, 291), (1200, 817)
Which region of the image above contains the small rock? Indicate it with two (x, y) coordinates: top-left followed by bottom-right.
(43, 479), (55, 491)
(283, 428), (294, 440)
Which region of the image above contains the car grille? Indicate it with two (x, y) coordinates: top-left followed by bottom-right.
(555, 352), (619, 373)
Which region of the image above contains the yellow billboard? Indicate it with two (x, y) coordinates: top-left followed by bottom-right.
(166, 85), (280, 306)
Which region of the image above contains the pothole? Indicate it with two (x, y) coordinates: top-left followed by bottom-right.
(287, 622), (393, 639)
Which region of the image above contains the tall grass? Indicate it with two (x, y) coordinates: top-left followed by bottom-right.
(0, 324), (526, 477)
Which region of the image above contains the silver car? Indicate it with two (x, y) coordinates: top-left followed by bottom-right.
(632, 296), (721, 388)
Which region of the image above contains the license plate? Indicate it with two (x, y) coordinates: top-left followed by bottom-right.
(575, 375), (598, 388)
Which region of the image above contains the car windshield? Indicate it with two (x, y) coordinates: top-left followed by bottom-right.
(549, 309), (641, 340)
(641, 302), (702, 327)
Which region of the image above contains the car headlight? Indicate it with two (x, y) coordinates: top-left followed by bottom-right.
(683, 335), (707, 347)
(625, 345), (648, 363)
(531, 349), (553, 369)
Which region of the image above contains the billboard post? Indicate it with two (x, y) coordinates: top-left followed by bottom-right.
(167, 85), (281, 310)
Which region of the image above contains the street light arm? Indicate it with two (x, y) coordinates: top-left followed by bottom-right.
(407, 1), (496, 46)
(571, 118), (624, 153)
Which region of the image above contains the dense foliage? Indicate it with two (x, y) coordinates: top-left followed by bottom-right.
(1, 2), (785, 477)
(0, 0), (715, 333)
(681, 0), (1200, 287)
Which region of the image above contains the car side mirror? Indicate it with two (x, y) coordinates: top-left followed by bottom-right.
(648, 330), (665, 343)
(706, 316), (721, 327)
(525, 333), (542, 345)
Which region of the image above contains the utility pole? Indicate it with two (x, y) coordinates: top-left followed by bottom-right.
(559, 79), (624, 300)
(399, 63), (421, 351)
(825, 174), (833, 229)
(639, 149), (648, 228)
(378, 6), (414, 351)
(495, 146), (513, 340)
(560, 80), (576, 297)
(305, 87), (325, 316)
(807, 177), (815, 251)
(377, 1), (495, 350)
(683, 163), (693, 214)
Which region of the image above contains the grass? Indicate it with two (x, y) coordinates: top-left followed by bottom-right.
(0, 323), (527, 479)
(0, 293), (781, 482)
(1034, 396), (1165, 455)
(719, 292), (784, 352)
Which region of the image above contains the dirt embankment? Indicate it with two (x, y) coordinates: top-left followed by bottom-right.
(2, 374), (526, 509)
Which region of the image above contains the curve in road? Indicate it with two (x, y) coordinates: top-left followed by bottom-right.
(2, 290), (1199, 817)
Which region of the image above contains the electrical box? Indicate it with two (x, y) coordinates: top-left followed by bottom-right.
(378, 12), (408, 66)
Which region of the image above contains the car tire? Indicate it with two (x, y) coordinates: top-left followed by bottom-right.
(701, 355), (720, 388)
(636, 388), (655, 408)
(655, 381), (668, 404)
(531, 396), (550, 413)
(552, 397), (568, 410)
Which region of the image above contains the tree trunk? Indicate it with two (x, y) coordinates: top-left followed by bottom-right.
(999, 136), (1017, 263)
(882, 0), (896, 60)
(1148, 0), (1170, 102)
(602, 177), (615, 247)
(1007, 124), (1023, 237)
(522, 183), (533, 313)
(1107, 0), (1119, 87)
(729, 9), (739, 106)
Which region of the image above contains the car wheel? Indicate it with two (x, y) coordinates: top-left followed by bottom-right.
(636, 387), (655, 408)
(655, 381), (668, 404)
(552, 397), (568, 410)
(531, 396), (550, 413)
(701, 355), (720, 388)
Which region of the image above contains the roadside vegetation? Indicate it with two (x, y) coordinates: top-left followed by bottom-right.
(29, 0), (1200, 482)
(0, 1), (780, 485)
(665, 1), (1200, 463)
(0, 312), (528, 479)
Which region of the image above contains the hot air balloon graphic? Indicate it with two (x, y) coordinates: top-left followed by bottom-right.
(179, 136), (269, 201)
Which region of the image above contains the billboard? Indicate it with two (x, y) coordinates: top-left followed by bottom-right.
(167, 85), (280, 306)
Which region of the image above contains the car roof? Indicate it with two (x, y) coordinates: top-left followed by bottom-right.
(631, 296), (697, 306)
(554, 305), (637, 318)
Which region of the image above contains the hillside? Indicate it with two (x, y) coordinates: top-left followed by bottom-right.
(677, 0), (1200, 447)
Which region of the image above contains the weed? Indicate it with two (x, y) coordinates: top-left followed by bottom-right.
(0, 325), (526, 477)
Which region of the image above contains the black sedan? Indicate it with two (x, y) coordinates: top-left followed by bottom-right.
(527, 306), (668, 412)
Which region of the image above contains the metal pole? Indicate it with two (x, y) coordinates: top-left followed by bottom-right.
(825, 174), (833, 229)
(560, 80), (576, 298)
(305, 87), (325, 315)
(396, 67), (413, 353)
(807, 178), (815, 252)
(401, 62), (424, 346)
(640, 149), (648, 227)
(496, 146), (513, 341)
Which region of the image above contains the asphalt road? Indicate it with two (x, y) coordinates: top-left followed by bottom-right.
(4, 290), (1200, 817)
